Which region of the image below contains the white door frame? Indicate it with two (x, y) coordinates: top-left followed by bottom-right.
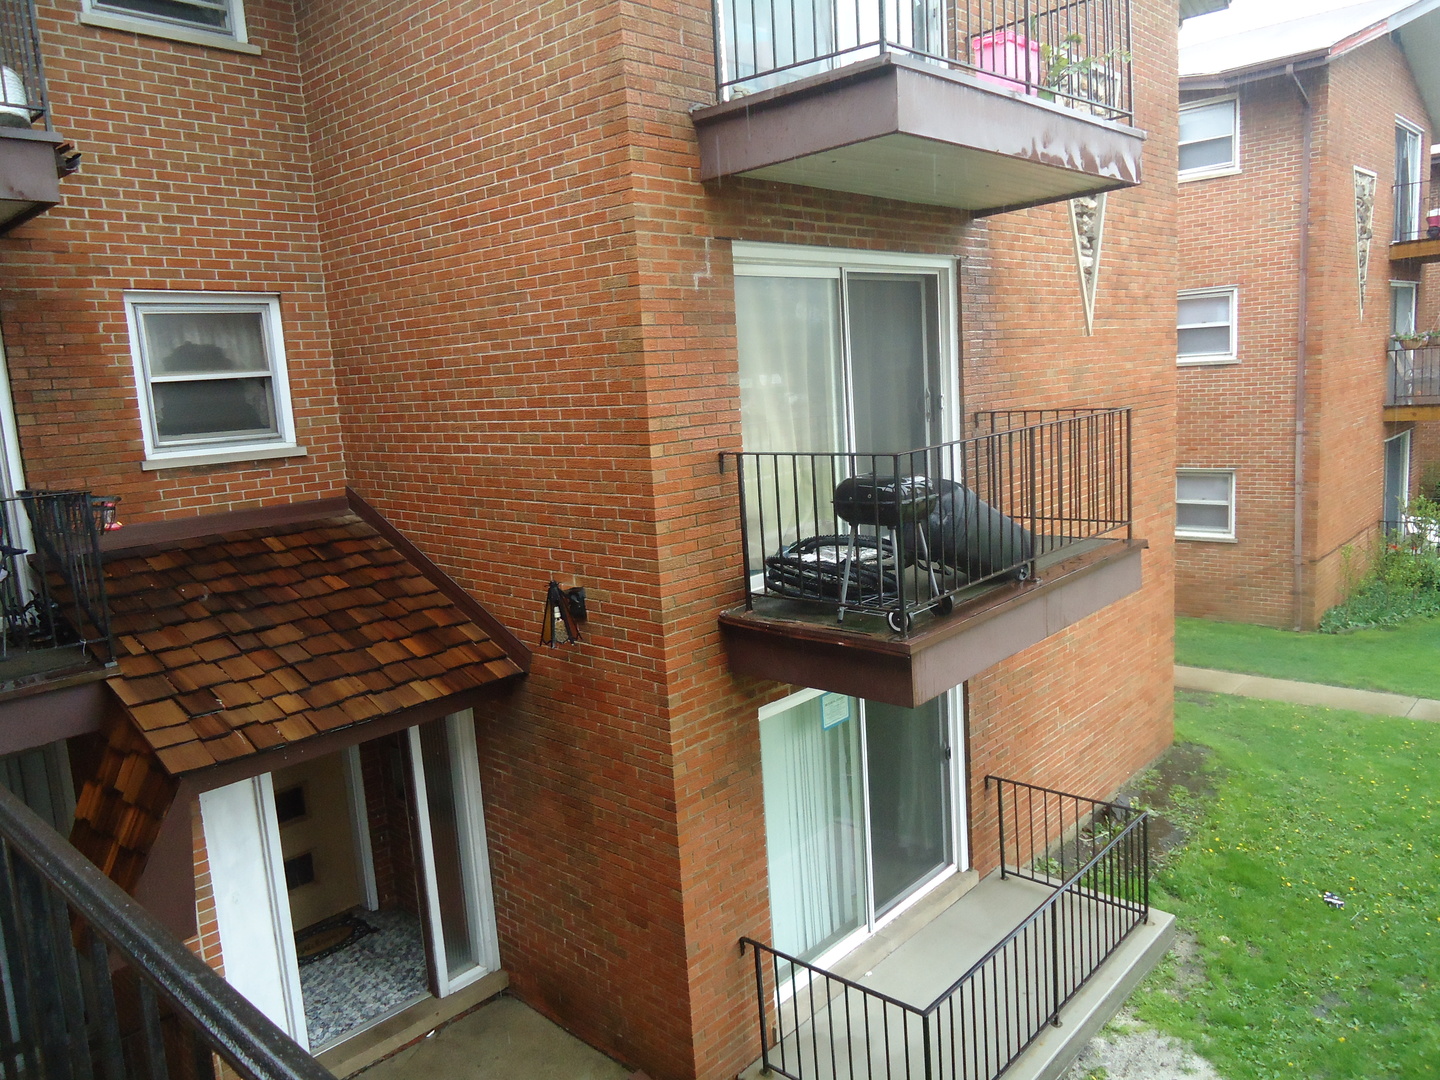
(407, 710), (501, 996)
(1385, 429), (1412, 525)
(341, 745), (379, 911)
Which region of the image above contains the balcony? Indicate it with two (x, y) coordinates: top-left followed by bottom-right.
(0, 491), (116, 717)
(718, 409), (1144, 708)
(1386, 343), (1440, 419)
(692, 0), (1143, 214)
(1, 0), (77, 233)
(0, 782), (337, 1080)
(1388, 178), (1440, 263)
(739, 777), (1174, 1080)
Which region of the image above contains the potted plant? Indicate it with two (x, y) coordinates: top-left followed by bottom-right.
(1039, 32), (1130, 111)
(1395, 331), (1427, 349)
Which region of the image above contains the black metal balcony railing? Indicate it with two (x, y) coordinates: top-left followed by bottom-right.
(1391, 178), (1440, 244)
(712, 0), (1133, 120)
(0, 783), (336, 1080)
(0, 490), (117, 679)
(721, 408), (1131, 634)
(740, 776), (1149, 1080)
(1387, 345), (1440, 406)
(0, 0), (49, 129)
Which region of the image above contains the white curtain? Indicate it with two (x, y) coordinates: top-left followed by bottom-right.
(737, 276), (845, 565)
(761, 693), (866, 960)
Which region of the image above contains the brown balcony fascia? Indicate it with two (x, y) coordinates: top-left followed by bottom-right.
(692, 54), (1145, 214)
(1389, 237), (1440, 264)
(0, 127), (67, 234)
(1385, 403), (1440, 420)
(719, 537), (1145, 708)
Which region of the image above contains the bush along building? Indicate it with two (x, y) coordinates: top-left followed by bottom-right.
(1176, 0), (1440, 629)
(0, 1), (1198, 1078)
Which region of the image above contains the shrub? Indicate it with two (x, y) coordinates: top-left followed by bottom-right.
(1320, 495), (1440, 631)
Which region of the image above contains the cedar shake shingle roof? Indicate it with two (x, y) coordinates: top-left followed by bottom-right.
(69, 710), (178, 893)
(103, 513), (524, 775)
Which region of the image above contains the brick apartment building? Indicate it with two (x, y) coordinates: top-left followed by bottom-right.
(1176, 0), (1440, 629)
(1, 1), (1200, 1078)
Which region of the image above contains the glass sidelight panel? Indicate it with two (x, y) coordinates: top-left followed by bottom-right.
(865, 698), (950, 915)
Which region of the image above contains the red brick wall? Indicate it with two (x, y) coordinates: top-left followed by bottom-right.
(963, 2), (1178, 869)
(1177, 39), (1433, 627)
(0, 0), (345, 517)
(1176, 74), (1309, 626)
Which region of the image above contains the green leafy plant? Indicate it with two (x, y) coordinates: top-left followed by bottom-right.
(1038, 31), (1130, 106)
(1319, 495), (1440, 630)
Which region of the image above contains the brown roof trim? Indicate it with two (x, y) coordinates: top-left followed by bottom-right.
(100, 496), (351, 558)
(177, 678), (521, 795)
(345, 488), (533, 672)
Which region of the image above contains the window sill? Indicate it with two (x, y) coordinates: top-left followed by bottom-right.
(1178, 356), (1239, 367)
(1179, 166), (1241, 184)
(1175, 532), (1237, 543)
(141, 444), (305, 471)
(81, 11), (261, 55)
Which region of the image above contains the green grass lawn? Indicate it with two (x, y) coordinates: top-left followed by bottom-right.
(1176, 615), (1440, 700)
(1132, 694), (1440, 1079)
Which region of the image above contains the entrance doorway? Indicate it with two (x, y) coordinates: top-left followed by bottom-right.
(199, 711), (500, 1052)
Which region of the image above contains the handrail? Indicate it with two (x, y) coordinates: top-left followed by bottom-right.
(711, 0), (1134, 122)
(740, 774), (1149, 1080)
(0, 783), (333, 1080)
(720, 408), (1131, 633)
(1386, 344), (1440, 407)
(0, 0), (51, 128)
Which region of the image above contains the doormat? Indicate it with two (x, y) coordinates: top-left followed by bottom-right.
(295, 912), (379, 966)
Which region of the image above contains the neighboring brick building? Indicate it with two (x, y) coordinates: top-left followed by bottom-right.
(1, 1), (1191, 1079)
(1176, 1), (1440, 629)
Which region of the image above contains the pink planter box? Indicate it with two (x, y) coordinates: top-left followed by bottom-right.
(971, 30), (1041, 95)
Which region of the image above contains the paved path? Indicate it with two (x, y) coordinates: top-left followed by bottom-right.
(1176, 665), (1440, 721)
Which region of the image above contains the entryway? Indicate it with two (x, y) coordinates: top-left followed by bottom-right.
(199, 710), (501, 1053)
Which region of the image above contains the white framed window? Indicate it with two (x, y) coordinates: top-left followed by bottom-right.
(1179, 97), (1237, 179)
(1177, 287), (1237, 363)
(1176, 469), (1235, 540)
(81, 0), (256, 54)
(124, 292), (302, 469)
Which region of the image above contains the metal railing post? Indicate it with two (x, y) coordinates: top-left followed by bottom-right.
(1142, 815), (1150, 923)
(995, 776), (1007, 878)
(1049, 899), (1062, 1027)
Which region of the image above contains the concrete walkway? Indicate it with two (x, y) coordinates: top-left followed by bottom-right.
(353, 995), (635, 1080)
(1176, 665), (1440, 720)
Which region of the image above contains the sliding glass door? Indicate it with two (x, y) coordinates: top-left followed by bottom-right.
(760, 688), (961, 963)
(735, 266), (944, 457)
